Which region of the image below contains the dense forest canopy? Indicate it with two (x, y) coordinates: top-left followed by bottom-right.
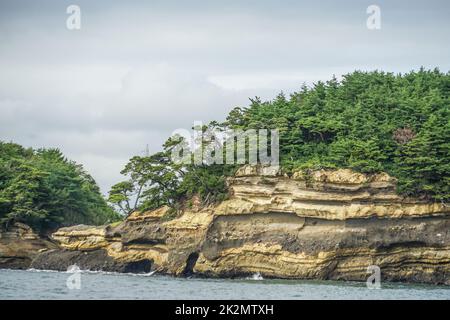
(1, 69), (448, 230)
(110, 68), (449, 216)
(0, 142), (120, 232)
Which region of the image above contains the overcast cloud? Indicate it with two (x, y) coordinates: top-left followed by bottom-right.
(0, 0), (449, 193)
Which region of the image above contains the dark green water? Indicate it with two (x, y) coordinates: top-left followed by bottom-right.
(0, 269), (449, 299)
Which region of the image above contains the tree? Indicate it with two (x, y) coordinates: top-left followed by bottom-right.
(107, 181), (135, 215)
(108, 151), (181, 215)
(395, 109), (450, 201)
(0, 142), (120, 232)
(109, 69), (450, 216)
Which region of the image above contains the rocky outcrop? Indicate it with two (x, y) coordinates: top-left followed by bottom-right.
(30, 166), (450, 284)
(31, 207), (214, 275)
(0, 223), (56, 269)
(218, 167), (446, 219)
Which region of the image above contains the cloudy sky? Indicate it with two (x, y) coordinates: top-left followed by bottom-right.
(0, 0), (449, 194)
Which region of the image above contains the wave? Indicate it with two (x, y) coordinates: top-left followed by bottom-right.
(24, 267), (156, 277)
(246, 272), (264, 281)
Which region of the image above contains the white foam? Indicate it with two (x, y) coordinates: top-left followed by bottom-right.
(247, 272), (264, 280)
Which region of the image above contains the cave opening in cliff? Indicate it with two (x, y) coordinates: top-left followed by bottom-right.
(182, 252), (200, 276)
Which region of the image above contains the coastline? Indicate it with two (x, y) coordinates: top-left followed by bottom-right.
(2, 166), (449, 286)
(1, 268), (449, 300)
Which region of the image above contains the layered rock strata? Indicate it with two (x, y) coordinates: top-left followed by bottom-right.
(29, 167), (450, 284)
(0, 223), (56, 269)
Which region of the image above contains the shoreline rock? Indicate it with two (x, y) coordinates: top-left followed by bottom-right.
(6, 166), (450, 285)
(0, 222), (57, 269)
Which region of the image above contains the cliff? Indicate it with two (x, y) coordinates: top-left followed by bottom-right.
(30, 166), (450, 284)
(0, 222), (56, 269)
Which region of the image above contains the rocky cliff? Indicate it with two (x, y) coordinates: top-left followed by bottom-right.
(30, 166), (450, 284)
(0, 222), (56, 269)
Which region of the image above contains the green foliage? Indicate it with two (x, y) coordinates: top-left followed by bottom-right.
(108, 151), (182, 215)
(112, 68), (449, 213)
(226, 68), (449, 201)
(109, 136), (235, 216)
(160, 207), (179, 221)
(176, 164), (234, 205)
(0, 142), (120, 232)
(394, 107), (450, 200)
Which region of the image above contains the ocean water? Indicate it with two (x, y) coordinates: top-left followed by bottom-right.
(0, 269), (449, 300)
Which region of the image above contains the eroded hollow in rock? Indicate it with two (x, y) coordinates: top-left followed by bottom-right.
(123, 259), (153, 273)
(182, 252), (199, 276)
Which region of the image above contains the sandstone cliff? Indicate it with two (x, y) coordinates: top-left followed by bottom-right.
(0, 222), (56, 269)
(30, 167), (450, 284)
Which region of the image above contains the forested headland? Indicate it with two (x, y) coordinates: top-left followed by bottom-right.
(1, 68), (448, 232)
(109, 68), (449, 217)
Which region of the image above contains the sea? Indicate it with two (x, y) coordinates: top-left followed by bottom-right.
(0, 269), (448, 300)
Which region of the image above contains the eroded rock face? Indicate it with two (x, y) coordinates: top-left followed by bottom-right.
(0, 223), (56, 269)
(219, 168), (446, 219)
(195, 214), (449, 284)
(30, 167), (450, 284)
(31, 249), (153, 273)
(31, 208), (214, 274)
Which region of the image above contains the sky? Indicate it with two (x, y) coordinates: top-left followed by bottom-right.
(0, 0), (449, 194)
